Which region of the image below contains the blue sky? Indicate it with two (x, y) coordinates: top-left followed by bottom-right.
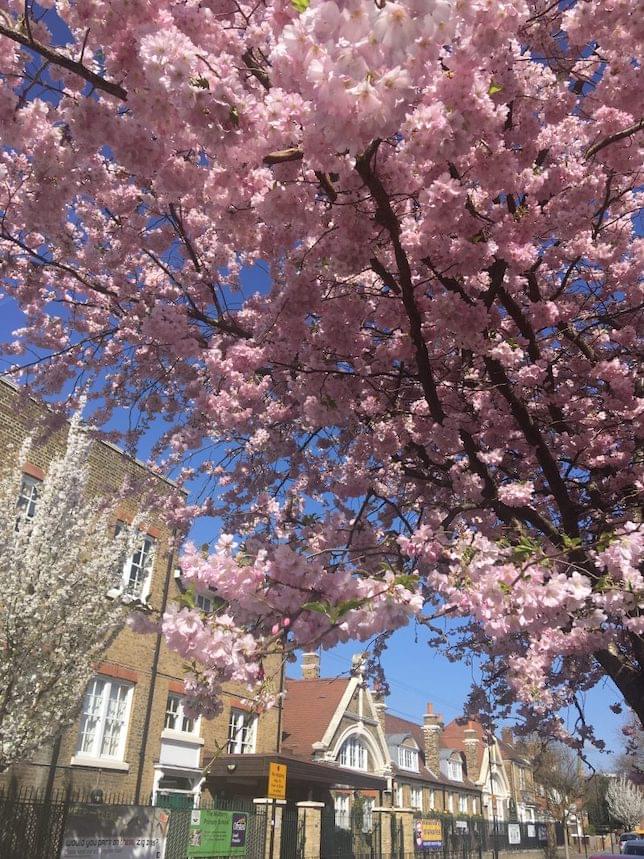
(0, 292), (626, 770)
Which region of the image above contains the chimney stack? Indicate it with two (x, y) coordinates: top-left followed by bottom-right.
(422, 703), (444, 775)
(371, 688), (387, 732)
(463, 725), (480, 780)
(501, 727), (514, 746)
(302, 652), (320, 680)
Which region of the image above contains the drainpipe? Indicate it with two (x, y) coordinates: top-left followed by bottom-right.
(134, 529), (178, 804)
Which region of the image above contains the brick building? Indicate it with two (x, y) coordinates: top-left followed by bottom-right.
(0, 379), (281, 805)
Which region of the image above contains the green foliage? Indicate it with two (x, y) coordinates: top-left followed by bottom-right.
(291, 0), (310, 10)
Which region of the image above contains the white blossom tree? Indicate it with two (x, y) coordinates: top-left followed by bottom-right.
(0, 416), (135, 771)
(606, 777), (644, 832)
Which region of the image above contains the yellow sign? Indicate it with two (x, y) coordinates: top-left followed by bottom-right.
(267, 762), (287, 800)
(415, 819), (443, 849)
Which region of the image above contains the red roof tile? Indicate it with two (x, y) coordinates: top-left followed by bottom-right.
(281, 677), (350, 758)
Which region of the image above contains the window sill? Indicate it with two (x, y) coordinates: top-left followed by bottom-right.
(161, 729), (204, 745)
(71, 755), (130, 772)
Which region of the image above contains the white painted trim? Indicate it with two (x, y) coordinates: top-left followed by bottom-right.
(330, 723), (388, 774)
(70, 755), (129, 772)
(319, 677), (359, 749)
(161, 728), (205, 746)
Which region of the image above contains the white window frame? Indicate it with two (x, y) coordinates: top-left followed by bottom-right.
(74, 676), (133, 764)
(518, 766), (527, 790)
(164, 693), (199, 735)
(227, 708), (257, 754)
(338, 735), (368, 771)
(410, 785), (423, 810)
(196, 591), (215, 613)
(429, 789), (435, 809)
(448, 792), (454, 813)
(394, 784), (404, 807)
(121, 532), (155, 602)
(362, 797), (375, 832)
(459, 795), (468, 814)
(17, 473), (41, 522)
(335, 794), (350, 829)
(449, 757), (464, 781)
(398, 745), (420, 771)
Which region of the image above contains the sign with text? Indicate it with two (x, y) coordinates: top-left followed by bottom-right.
(267, 762), (287, 800)
(508, 824), (521, 845)
(187, 809), (248, 857)
(415, 819), (443, 850)
(60, 805), (169, 858)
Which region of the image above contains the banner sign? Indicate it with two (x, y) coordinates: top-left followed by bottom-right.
(187, 809), (248, 857)
(60, 805), (169, 858)
(538, 825), (548, 842)
(508, 824), (521, 845)
(415, 819), (443, 850)
(267, 762), (287, 800)
(527, 824), (536, 838)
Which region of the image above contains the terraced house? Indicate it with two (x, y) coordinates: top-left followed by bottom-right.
(0, 378), (281, 806)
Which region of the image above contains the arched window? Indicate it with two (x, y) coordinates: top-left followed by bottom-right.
(338, 735), (368, 770)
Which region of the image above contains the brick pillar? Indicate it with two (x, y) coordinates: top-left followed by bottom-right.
(373, 806), (393, 856)
(396, 807), (416, 856)
(301, 652), (320, 679)
(297, 801), (324, 859)
(422, 703), (444, 776)
(253, 798), (286, 859)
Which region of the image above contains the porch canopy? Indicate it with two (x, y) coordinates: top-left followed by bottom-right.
(206, 752), (387, 801)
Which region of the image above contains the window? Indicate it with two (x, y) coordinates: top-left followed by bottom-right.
(459, 795), (468, 814)
(449, 756), (464, 781)
(362, 797), (375, 832)
(429, 789), (435, 809)
(196, 592), (214, 613)
(164, 694), (197, 735)
(335, 795), (350, 829)
(410, 785), (423, 810)
(76, 677), (132, 761)
(17, 473), (41, 522)
(398, 745), (420, 771)
(518, 767), (527, 790)
(394, 784), (404, 807)
(122, 533), (155, 599)
(338, 736), (368, 771)
(448, 793), (454, 813)
(227, 708), (257, 754)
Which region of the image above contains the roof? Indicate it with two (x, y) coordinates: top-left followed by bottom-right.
(442, 718), (487, 774)
(281, 677), (350, 758)
(384, 712), (479, 792)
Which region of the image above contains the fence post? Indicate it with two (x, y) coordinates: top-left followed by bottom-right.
(396, 807), (415, 856)
(297, 801), (324, 858)
(254, 798), (286, 859)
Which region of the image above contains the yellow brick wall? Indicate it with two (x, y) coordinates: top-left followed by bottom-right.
(0, 379), (280, 801)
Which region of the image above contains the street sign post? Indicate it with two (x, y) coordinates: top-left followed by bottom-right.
(267, 762), (287, 801)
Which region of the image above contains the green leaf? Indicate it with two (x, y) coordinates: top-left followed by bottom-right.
(291, 0), (310, 11)
(302, 601), (330, 615)
(394, 574), (419, 590)
(488, 81), (503, 95)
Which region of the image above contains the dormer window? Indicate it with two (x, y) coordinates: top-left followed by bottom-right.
(448, 754), (464, 781)
(398, 745), (420, 772)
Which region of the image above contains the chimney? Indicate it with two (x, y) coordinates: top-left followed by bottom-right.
(422, 703), (443, 775)
(501, 727), (514, 746)
(463, 726), (480, 780)
(371, 688), (387, 732)
(302, 652), (320, 680)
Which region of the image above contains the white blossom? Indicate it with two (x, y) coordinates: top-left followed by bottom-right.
(0, 416), (135, 771)
(606, 776), (644, 831)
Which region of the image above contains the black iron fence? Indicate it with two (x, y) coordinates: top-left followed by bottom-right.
(413, 813), (565, 857)
(0, 787), (277, 859)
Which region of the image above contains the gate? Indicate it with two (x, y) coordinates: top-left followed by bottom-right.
(321, 805), (399, 859)
(414, 814), (482, 859)
(280, 804), (304, 859)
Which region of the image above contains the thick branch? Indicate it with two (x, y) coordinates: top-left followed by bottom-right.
(585, 119), (643, 160)
(0, 21), (127, 100)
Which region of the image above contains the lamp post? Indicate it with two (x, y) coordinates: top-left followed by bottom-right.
(488, 738), (499, 859)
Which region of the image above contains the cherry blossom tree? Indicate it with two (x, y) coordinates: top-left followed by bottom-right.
(0, 0), (642, 741)
(0, 418), (131, 770)
(606, 777), (643, 833)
